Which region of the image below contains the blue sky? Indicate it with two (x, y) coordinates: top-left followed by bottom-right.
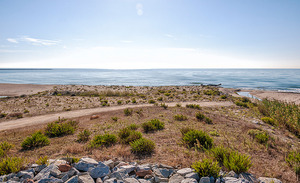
(0, 0), (299, 69)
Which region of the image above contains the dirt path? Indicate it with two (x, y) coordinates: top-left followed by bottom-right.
(0, 101), (233, 131)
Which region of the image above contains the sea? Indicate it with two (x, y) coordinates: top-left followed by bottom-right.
(0, 69), (299, 93)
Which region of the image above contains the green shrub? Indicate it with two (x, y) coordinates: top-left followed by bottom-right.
(142, 119), (165, 133)
(21, 131), (50, 150)
(186, 104), (201, 110)
(111, 117), (119, 122)
(210, 146), (231, 165)
(223, 151), (252, 174)
(220, 95), (227, 99)
(174, 114), (187, 121)
(124, 108), (133, 116)
(182, 130), (213, 149)
(118, 128), (142, 144)
(0, 141), (14, 155)
(248, 129), (269, 144)
(0, 113), (7, 118)
(127, 123), (139, 130)
(130, 138), (155, 155)
(286, 150), (300, 178)
(117, 100), (122, 105)
(261, 117), (276, 126)
(180, 127), (193, 136)
(24, 109), (29, 113)
(45, 120), (78, 137)
(257, 99), (300, 137)
(148, 99), (156, 104)
(160, 103), (168, 109)
(203, 89), (220, 96)
(176, 103), (182, 107)
(235, 101), (248, 108)
(0, 157), (24, 175)
(191, 158), (220, 178)
(89, 133), (117, 148)
(36, 156), (48, 165)
(8, 112), (23, 118)
(77, 129), (91, 143)
(131, 98), (136, 103)
(195, 112), (205, 121)
(204, 117), (213, 124)
(157, 97), (163, 101)
(209, 130), (220, 137)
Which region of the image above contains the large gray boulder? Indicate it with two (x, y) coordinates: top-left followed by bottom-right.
(184, 173), (199, 181)
(65, 175), (79, 183)
(153, 167), (173, 178)
(223, 177), (250, 183)
(37, 178), (64, 183)
(199, 177), (210, 183)
(181, 178), (198, 183)
(74, 158), (98, 172)
(34, 164), (58, 181)
(119, 165), (136, 174)
(239, 173), (257, 183)
(124, 178), (140, 183)
(89, 162), (110, 178)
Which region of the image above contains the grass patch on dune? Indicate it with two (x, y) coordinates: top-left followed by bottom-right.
(257, 99), (300, 138)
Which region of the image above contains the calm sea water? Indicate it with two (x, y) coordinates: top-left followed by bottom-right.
(0, 69), (299, 92)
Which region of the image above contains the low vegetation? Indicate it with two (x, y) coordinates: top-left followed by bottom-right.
(45, 119), (78, 137)
(182, 130), (213, 150)
(89, 133), (117, 148)
(0, 157), (24, 176)
(118, 128), (142, 144)
(142, 119), (165, 133)
(248, 129), (270, 145)
(124, 108), (133, 116)
(192, 158), (220, 178)
(186, 104), (201, 110)
(0, 141), (14, 157)
(21, 131), (50, 150)
(223, 151), (252, 174)
(36, 156), (48, 165)
(285, 150), (300, 179)
(130, 138), (155, 155)
(174, 114), (187, 121)
(77, 129), (91, 143)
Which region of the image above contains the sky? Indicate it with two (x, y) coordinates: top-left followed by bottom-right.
(0, 0), (300, 69)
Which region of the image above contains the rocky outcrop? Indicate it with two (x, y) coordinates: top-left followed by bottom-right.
(0, 157), (282, 183)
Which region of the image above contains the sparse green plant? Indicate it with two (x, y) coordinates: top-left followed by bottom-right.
(261, 117), (276, 126)
(127, 123), (139, 130)
(182, 130), (213, 150)
(36, 156), (48, 165)
(8, 112), (23, 118)
(117, 100), (122, 105)
(45, 120), (78, 137)
(285, 150), (300, 179)
(23, 109), (29, 113)
(111, 117), (119, 122)
(130, 138), (155, 155)
(89, 133), (117, 148)
(164, 93), (170, 96)
(223, 151), (252, 174)
(77, 129), (91, 143)
(186, 104), (201, 110)
(203, 89), (220, 96)
(157, 97), (163, 101)
(118, 128), (142, 144)
(176, 103), (181, 107)
(148, 99), (156, 104)
(235, 101), (249, 108)
(142, 119), (165, 133)
(0, 113), (7, 118)
(180, 127), (193, 136)
(204, 117), (213, 124)
(124, 108), (133, 116)
(160, 103), (168, 109)
(132, 98), (136, 103)
(174, 114), (187, 121)
(220, 95), (227, 99)
(248, 129), (269, 144)
(0, 141), (14, 157)
(191, 158), (221, 178)
(209, 130), (220, 137)
(196, 112), (205, 121)
(210, 146), (231, 165)
(0, 157), (24, 175)
(21, 131), (50, 150)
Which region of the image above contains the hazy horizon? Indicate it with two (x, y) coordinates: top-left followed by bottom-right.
(1, 0), (300, 69)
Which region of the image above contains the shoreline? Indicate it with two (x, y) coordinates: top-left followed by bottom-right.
(0, 83), (299, 104)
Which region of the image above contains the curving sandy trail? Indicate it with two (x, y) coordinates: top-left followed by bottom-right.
(0, 101), (233, 131)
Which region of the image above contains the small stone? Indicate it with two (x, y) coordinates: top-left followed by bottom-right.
(136, 170), (153, 178)
(90, 115), (100, 120)
(37, 178), (64, 183)
(169, 174), (184, 183)
(223, 177), (250, 183)
(239, 173), (257, 183)
(34, 164), (47, 173)
(176, 168), (193, 176)
(124, 178), (140, 183)
(78, 174), (95, 183)
(137, 165), (151, 171)
(67, 167), (80, 177)
(199, 177), (210, 183)
(119, 165), (136, 174)
(58, 164), (72, 172)
(17, 171), (34, 179)
(154, 176), (168, 183)
(50, 167), (62, 178)
(138, 179), (152, 183)
(104, 160), (115, 169)
(23, 178), (35, 183)
(258, 177), (282, 183)
(226, 171), (239, 178)
(184, 173), (199, 181)
(96, 177), (104, 183)
(158, 164), (173, 169)
(52, 160), (68, 166)
(181, 178), (198, 183)
(34, 164), (57, 181)
(65, 175), (79, 183)
(144, 174), (153, 179)
(62, 174), (69, 182)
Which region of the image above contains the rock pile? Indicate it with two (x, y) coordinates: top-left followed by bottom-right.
(0, 157), (282, 183)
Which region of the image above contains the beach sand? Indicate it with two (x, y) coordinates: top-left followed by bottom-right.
(0, 83), (54, 96)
